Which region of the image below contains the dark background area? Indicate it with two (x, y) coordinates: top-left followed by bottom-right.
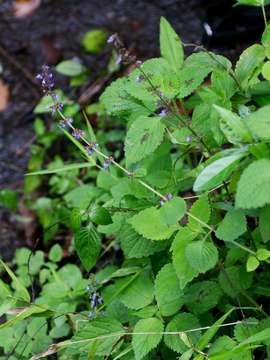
(0, 0), (268, 260)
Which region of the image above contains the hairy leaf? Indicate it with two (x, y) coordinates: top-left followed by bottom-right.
(216, 209), (247, 241)
(185, 241), (218, 273)
(246, 105), (270, 140)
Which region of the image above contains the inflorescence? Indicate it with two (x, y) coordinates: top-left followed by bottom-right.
(86, 281), (104, 320)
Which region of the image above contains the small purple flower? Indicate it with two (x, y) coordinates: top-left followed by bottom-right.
(166, 193), (173, 201)
(158, 108), (168, 117)
(88, 311), (96, 320)
(72, 128), (85, 140)
(59, 117), (73, 129)
(103, 156), (113, 170)
(50, 102), (63, 115)
(36, 65), (55, 94)
(107, 34), (116, 44)
(116, 54), (122, 65)
(160, 193), (173, 206)
(135, 75), (144, 83)
(86, 142), (98, 156)
(186, 135), (193, 143)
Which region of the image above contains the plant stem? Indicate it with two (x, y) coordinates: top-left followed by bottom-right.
(262, 3), (268, 27)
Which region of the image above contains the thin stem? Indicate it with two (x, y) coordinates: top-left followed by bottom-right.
(262, 3), (268, 27)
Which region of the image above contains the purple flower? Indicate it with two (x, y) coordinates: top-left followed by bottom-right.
(36, 65), (54, 94)
(158, 108), (168, 117)
(107, 34), (116, 44)
(72, 128), (85, 139)
(160, 193), (173, 206)
(186, 135), (193, 143)
(88, 311), (96, 320)
(50, 102), (63, 115)
(116, 54), (122, 65)
(86, 142), (98, 156)
(59, 117), (73, 129)
(103, 156), (113, 170)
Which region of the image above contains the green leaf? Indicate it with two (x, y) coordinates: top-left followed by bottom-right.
(70, 208), (82, 232)
(119, 223), (168, 259)
(118, 271), (154, 310)
(129, 207), (179, 241)
(262, 61), (270, 80)
(55, 59), (85, 76)
(193, 151), (247, 192)
(155, 263), (184, 316)
(70, 317), (124, 356)
(236, 0), (270, 6)
(216, 209), (247, 241)
(159, 197), (186, 225)
(132, 317), (164, 360)
(74, 225), (101, 271)
(246, 256), (260, 272)
(235, 159), (270, 209)
(124, 116), (165, 166)
(262, 23), (270, 47)
(48, 244), (63, 263)
(26, 162), (94, 175)
(185, 241), (218, 273)
(81, 29), (108, 54)
(218, 266), (253, 298)
(172, 228), (199, 289)
(0, 189), (18, 211)
(237, 326), (270, 347)
(259, 205), (270, 242)
(0, 259), (30, 302)
(257, 248), (270, 260)
(160, 17), (184, 72)
(64, 184), (101, 209)
(213, 105), (252, 144)
(246, 105), (270, 140)
(188, 195), (211, 233)
(164, 313), (201, 354)
(235, 44), (265, 89)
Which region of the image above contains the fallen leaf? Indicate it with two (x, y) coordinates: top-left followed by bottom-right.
(13, 0), (41, 18)
(0, 79), (9, 112)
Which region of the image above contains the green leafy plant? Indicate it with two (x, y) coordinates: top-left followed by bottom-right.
(3, 7), (270, 359)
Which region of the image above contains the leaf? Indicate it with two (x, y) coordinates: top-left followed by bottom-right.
(237, 326), (270, 347)
(155, 263), (184, 316)
(0, 259), (30, 302)
(246, 256), (260, 272)
(246, 105), (270, 140)
(132, 317), (164, 360)
(172, 228), (199, 289)
(164, 313), (201, 354)
(193, 151), (247, 192)
(259, 205), (270, 242)
(74, 225), (101, 271)
(119, 223), (168, 259)
(216, 209), (247, 241)
(195, 308), (235, 353)
(235, 44), (265, 89)
(118, 271), (154, 310)
(55, 59), (85, 77)
(64, 184), (101, 209)
(235, 159), (270, 209)
(185, 241), (218, 273)
(218, 266), (253, 298)
(124, 116), (165, 166)
(48, 244), (63, 263)
(81, 29), (108, 54)
(160, 17), (184, 72)
(26, 162), (94, 175)
(188, 195), (211, 233)
(213, 105), (252, 144)
(261, 61), (270, 80)
(257, 248), (270, 260)
(0, 304), (47, 329)
(159, 197), (186, 225)
(69, 317), (124, 356)
(129, 207), (179, 241)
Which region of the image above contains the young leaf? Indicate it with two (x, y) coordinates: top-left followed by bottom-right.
(193, 151), (246, 192)
(188, 195), (211, 233)
(246, 105), (270, 140)
(235, 159), (270, 209)
(132, 317), (164, 360)
(155, 263), (184, 316)
(160, 17), (184, 72)
(257, 248), (270, 260)
(246, 256), (260, 272)
(235, 44), (265, 89)
(129, 207), (179, 241)
(172, 228), (199, 289)
(213, 105), (252, 144)
(159, 197), (186, 226)
(74, 225), (101, 271)
(55, 59), (85, 77)
(124, 116), (165, 166)
(48, 244), (63, 263)
(185, 241), (218, 273)
(216, 209), (247, 241)
(164, 313), (201, 354)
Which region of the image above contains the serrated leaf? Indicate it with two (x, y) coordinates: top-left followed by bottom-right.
(164, 313), (201, 354)
(259, 205), (270, 242)
(193, 151), (246, 192)
(236, 159), (270, 209)
(235, 44), (265, 89)
(246, 256), (260, 272)
(185, 241), (218, 273)
(216, 209), (247, 241)
(218, 266), (253, 298)
(132, 317), (163, 360)
(257, 248), (270, 260)
(129, 207), (179, 241)
(155, 263), (184, 316)
(188, 195), (211, 233)
(119, 223), (168, 259)
(70, 207), (81, 232)
(125, 116), (165, 166)
(118, 271), (154, 310)
(172, 228), (199, 289)
(74, 225), (101, 271)
(159, 197), (186, 225)
(160, 17), (184, 72)
(246, 105), (270, 140)
(213, 105), (252, 144)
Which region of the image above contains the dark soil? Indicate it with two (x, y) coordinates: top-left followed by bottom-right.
(0, 0), (267, 260)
